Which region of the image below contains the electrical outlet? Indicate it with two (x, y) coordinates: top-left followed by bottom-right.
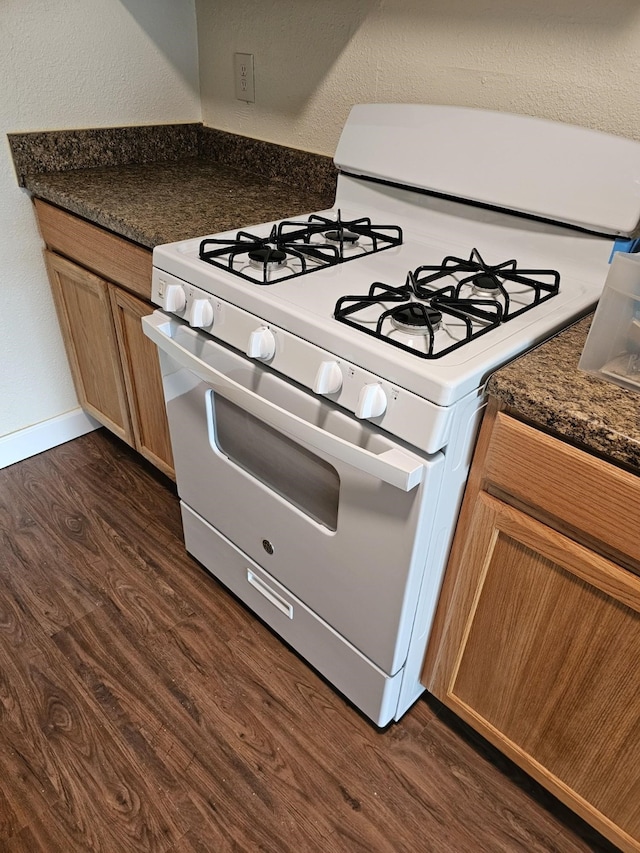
(234, 53), (255, 103)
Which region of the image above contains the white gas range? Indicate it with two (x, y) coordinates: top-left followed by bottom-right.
(143, 105), (640, 725)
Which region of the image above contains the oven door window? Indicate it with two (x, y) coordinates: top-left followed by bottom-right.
(211, 392), (340, 531)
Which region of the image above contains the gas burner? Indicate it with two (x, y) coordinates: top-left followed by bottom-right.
(272, 210), (402, 260)
(248, 247), (287, 268)
(325, 228), (360, 244)
(334, 250), (561, 359)
(412, 248), (559, 321)
(200, 225), (341, 285)
(471, 272), (502, 294)
(391, 303), (442, 334)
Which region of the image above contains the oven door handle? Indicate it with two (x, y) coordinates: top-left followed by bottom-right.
(143, 312), (424, 492)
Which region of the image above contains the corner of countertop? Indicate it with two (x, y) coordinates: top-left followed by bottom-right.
(197, 126), (337, 198)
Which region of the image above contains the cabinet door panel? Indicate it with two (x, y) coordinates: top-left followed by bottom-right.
(110, 287), (174, 479)
(45, 250), (132, 444)
(448, 493), (640, 847)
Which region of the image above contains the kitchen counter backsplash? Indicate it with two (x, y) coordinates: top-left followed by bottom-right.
(198, 127), (337, 193)
(488, 315), (640, 473)
(8, 124), (201, 186)
(8, 123), (337, 247)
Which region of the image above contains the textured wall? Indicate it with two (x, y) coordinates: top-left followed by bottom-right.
(1, 0), (200, 440)
(195, 0), (640, 155)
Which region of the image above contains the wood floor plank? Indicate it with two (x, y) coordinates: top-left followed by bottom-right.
(0, 638), (187, 852)
(0, 429), (619, 852)
(44, 429), (183, 542)
(0, 578), (48, 663)
(0, 536), (104, 638)
(0, 738), (56, 843)
(53, 604), (335, 852)
(1, 468), (195, 640)
(3, 826), (44, 853)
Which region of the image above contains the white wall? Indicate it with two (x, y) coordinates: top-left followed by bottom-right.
(195, 0), (640, 155)
(1, 0), (200, 462)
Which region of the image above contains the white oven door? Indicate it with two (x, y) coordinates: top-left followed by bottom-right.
(143, 311), (445, 676)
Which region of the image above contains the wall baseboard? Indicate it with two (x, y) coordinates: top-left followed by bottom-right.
(0, 408), (100, 470)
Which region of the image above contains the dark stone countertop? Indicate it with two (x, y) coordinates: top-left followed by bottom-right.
(21, 158), (336, 248)
(487, 315), (640, 473)
(9, 123), (337, 248)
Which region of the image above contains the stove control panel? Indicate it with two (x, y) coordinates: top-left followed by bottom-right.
(151, 268), (451, 452)
(155, 274), (217, 330)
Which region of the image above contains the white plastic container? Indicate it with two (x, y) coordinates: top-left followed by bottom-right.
(579, 251), (640, 392)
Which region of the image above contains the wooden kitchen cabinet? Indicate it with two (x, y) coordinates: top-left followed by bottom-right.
(109, 286), (174, 477)
(36, 200), (174, 479)
(423, 399), (640, 853)
(44, 250), (133, 443)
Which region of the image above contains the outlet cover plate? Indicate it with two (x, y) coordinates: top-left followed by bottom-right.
(234, 53), (255, 103)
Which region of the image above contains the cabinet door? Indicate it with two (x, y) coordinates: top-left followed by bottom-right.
(45, 250), (133, 444)
(109, 287), (174, 479)
(437, 492), (640, 851)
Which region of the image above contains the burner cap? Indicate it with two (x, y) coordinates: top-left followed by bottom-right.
(391, 303), (442, 334)
(248, 247), (287, 266)
(472, 272), (501, 293)
(325, 228), (359, 244)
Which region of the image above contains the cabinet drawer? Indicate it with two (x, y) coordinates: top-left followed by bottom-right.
(34, 199), (152, 300)
(483, 412), (640, 567)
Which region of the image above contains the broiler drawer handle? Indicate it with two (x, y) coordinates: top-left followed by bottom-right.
(142, 311), (424, 492)
(246, 570), (294, 619)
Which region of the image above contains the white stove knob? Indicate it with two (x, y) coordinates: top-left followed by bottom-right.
(188, 297), (214, 328)
(247, 327), (276, 361)
(164, 283), (186, 313)
(356, 383), (387, 419)
(313, 360), (343, 395)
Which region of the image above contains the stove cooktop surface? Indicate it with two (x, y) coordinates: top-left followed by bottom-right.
(153, 189), (615, 405)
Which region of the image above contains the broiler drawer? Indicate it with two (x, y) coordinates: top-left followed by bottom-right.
(180, 501), (404, 726)
(482, 411), (640, 567)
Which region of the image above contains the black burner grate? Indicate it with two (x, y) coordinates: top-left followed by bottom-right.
(199, 211), (403, 285)
(334, 249), (560, 359)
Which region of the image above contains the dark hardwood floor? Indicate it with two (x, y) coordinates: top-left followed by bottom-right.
(0, 429), (618, 852)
